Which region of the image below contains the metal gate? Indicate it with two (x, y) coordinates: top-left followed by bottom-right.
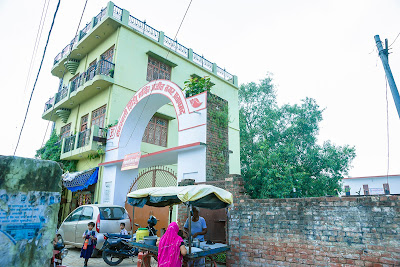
(125, 166), (177, 235)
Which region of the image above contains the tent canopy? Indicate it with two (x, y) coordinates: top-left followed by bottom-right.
(126, 185), (233, 210)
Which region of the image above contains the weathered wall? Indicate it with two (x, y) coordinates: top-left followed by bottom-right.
(226, 175), (400, 267)
(206, 93), (229, 182)
(0, 156), (62, 267)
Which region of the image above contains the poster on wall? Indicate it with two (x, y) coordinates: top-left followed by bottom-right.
(103, 182), (112, 203)
(0, 190), (60, 243)
(121, 152), (141, 171)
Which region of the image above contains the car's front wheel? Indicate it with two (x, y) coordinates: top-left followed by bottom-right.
(102, 249), (124, 266)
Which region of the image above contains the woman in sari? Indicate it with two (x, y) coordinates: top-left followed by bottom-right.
(158, 222), (187, 266)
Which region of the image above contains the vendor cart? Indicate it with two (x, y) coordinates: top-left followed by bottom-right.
(126, 185), (233, 267)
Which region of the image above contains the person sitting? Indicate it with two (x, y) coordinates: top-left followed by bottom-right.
(157, 222), (187, 267)
(120, 222), (128, 235)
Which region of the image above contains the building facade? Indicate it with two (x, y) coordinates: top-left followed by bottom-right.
(42, 2), (240, 221)
(342, 174), (400, 196)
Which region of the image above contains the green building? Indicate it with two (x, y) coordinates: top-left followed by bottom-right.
(42, 2), (239, 221)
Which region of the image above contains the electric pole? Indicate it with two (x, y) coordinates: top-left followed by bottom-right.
(374, 35), (400, 119)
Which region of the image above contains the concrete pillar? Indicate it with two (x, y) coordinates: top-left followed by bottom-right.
(121, 9), (130, 25)
(188, 48), (193, 61)
(106, 1), (115, 18)
(158, 31), (165, 46)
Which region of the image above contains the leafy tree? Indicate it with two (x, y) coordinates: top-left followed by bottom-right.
(35, 130), (77, 172)
(239, 75), (356, 198)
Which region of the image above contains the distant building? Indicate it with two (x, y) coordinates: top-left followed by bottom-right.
(342, 174), (400, 196)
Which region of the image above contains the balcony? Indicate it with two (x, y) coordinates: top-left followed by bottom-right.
(51, 4), (121, 78)
(60, 125), (107, 160)
(43, 59), (115, 121)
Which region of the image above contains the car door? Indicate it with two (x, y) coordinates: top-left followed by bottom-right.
(60, 207), (83, 244)
(75, 206), (94, 246)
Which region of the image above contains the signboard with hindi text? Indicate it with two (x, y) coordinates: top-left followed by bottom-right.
(121, 152), (141, 171)
(369, 188), (385, 195)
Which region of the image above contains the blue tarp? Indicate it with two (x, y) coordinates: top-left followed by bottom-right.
(62, 167), (99, 192)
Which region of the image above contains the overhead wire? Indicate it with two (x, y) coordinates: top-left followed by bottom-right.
(14, 0), (62, 156)
(23, 0), (51, 95)
(388, 32), (400, 48)
(119, 0), (194, 149)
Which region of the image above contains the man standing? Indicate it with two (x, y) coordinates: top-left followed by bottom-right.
(184, 207), (207, 241)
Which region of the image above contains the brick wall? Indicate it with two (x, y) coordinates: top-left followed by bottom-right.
(225, 176), (400, 267)
(206, 93), (229, 182)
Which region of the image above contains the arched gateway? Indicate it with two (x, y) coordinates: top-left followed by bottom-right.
(99, 80), (209, 206)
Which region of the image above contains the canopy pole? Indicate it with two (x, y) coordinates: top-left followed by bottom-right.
(187, 204), (192, 254)
(169, 205), (173, 224)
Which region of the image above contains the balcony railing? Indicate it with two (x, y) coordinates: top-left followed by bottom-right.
(44, 96), (55, 112)
(94, 8), (106, 27)
(80, 22), (92, 40)
(55, 86), (68, 104)
(63, 135), (76, 153)
(69, 59), (114, 94)
(77, 128), (91, 148)
(128, 15), (159, 41)
(113, 5), (123, 21)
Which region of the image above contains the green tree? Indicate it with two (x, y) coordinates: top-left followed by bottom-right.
(35, 130), (77, 172)
(239, 75), (356, 199)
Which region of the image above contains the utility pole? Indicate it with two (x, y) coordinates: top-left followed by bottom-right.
(374, 35), (400, 119)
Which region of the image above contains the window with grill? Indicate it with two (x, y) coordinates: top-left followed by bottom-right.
(146, 57), (171, 82)
(142, 116), (168, 147)
(81, 114), (88, 131)
(60, 123), (71, 139)
(101, 45), (114, 62)
(91, 105), (107, 128)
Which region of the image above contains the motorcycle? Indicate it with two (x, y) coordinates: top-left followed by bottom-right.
(50, 235), (68, 267)
(102, 216), (158, 266)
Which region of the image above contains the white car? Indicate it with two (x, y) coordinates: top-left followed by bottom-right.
(57, 204), (131, 256)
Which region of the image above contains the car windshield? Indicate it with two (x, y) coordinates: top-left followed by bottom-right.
(99, 207), (125, 220)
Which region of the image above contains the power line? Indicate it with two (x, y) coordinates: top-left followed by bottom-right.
(389, 32), (400, 48)
(13, 0), (61, 156)
(120, 0), (194, 148)
(23, 0), (51, 95)
(39, 0), (89, 148)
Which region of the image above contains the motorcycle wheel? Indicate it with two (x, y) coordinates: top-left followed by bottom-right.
(102, 250), (124, 266)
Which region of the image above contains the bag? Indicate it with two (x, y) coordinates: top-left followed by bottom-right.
(83, 239), (89, 250)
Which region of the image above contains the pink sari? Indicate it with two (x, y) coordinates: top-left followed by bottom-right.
(158, 222), (183, 267)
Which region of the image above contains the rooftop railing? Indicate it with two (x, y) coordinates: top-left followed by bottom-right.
(80, 22), (91, 39)
(163, 35), (189, 58)
(113, 5), (122, 21)
(52, 3), (236, 85)
(94, 8), (106, 27)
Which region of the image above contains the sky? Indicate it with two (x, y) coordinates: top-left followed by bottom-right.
(1, 0), (400, 178)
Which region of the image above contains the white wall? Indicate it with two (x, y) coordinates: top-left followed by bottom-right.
(342, 175), (400, 195)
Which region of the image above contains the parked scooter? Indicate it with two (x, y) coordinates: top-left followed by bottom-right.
(50, 235), (68, 267)
(102, 216), (158, 266)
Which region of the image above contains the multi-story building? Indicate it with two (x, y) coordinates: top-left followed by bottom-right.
(42, 2), (240, 224)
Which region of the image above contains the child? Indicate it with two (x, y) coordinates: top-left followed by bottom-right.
(80, 222), (97, 267)
(120, 222), (128, 235)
